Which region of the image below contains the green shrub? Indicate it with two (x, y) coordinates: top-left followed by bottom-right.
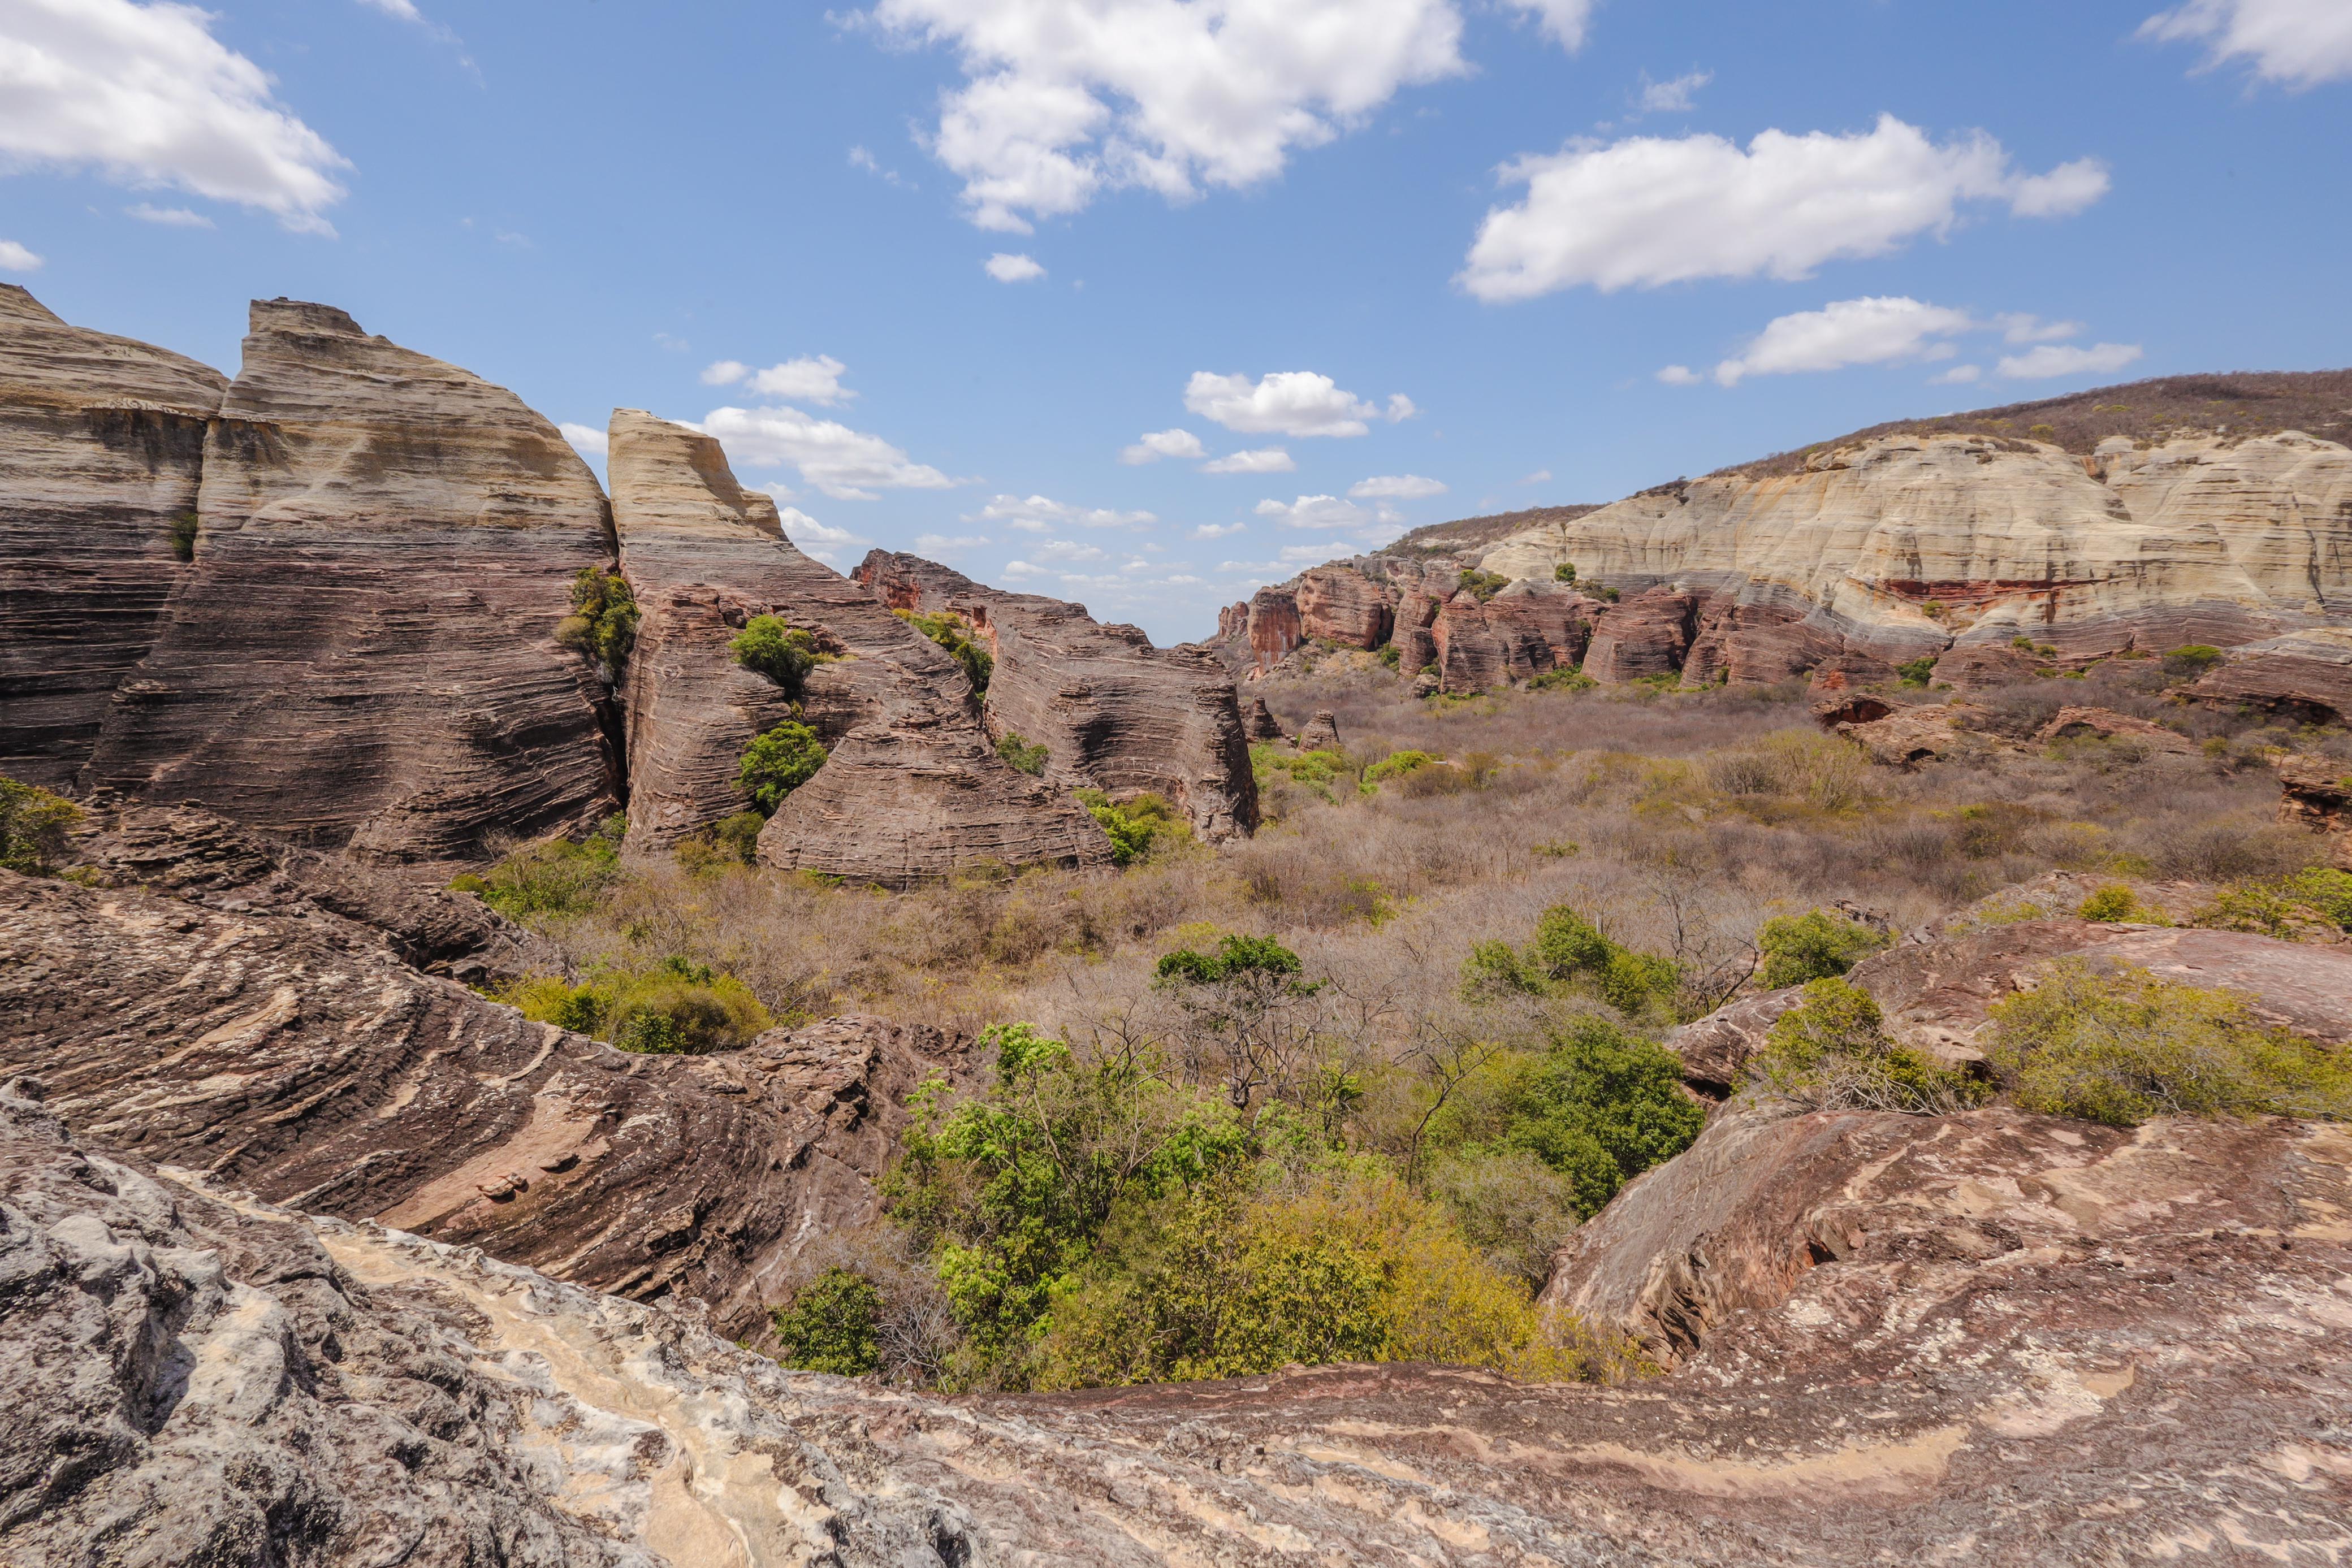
(995, 731), (1049, 776)
(1986, 960), (2352, 1126)
(1589, 584), (1621, 603)
(2077, 883), (2158, 923)
(2194, 868), (2352, 938)
(1553, 562), (1577, 583)
(1457, 569), (1511, 603)
(1756, 909), (1893, 989)
(1756, 977), (1985, 1114)
(739, 722), (827, 812)
(772, 1267), (883, 1375)
(167, 512), (199, 562)
(555, 567), (638, 677)
(2162, 644), (2224, 678)
(0, 778), (83, 877)
(1363, 749), (1437, 786)
(1251, 743), (1348, 801)
(503, 954), (773, 1054)
(897, 609), (993, 692)
(730, 614), (832, 691)
(1077, 790), (1187, 867)
(1376, 643), (1401, 669)
(449, 814), (625, 919)
(1527, 906), (1682, 1021)
(1528, 666), (1596, 693)
(1896, 656), (1937, 688)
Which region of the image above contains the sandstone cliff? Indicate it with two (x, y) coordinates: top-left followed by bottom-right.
(0, 864), (959, 1336)
(79, 300), (622, 863)
(0, 285), (227, 789)
(857, 551), (1259, 841)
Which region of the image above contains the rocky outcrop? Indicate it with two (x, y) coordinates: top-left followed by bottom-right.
(15, 1069), (2350, 1566)
(1242, 584), (1303, 670)
(2036, 703), (2196, 753)
(1581, 587), (1698, 683)
(2276, 753), (2352, 867)
(0, 285), (227, 789)
(0, 867), (962, 1335)
(1242, 695), (1285, 742)
(1833, 702), (1981, 767)
(1294, 564), (1394, 647)
(1481, 428), (2352, 683)
(855, 552), (1257, 842)
(2194, 625), (2352, 722)
(1295, 711), (1341, 751)
(79, 300), (621, 865)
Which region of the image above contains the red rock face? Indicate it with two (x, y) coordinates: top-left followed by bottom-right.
(81, 300), (621, 865)
(1683, 597), (1845, 686)
(856, 552), (1259, 841)
(1217, 600), (1250, 641)
(2194, 630), (2352, 724)
(1245, 587), (1303, 670)
(1294, 565), (1396, 649)
(1581, 588), (1698, 683)
(1396, 624), (1438, 677)
(0, 286), (227, 789)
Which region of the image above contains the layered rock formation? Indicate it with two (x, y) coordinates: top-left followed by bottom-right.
(857, 552), (1257, 841)
(0, 865), (961, 1335)
(0, 285), (227, 789)
(1478, 428), (2352, 685)
(2195, 625), (2352, 722)
(79, 300), (621, 863)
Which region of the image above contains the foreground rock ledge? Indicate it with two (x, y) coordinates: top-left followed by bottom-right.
(7, 1079), (2346, 1565)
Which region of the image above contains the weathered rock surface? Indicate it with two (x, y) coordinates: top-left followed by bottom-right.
(2275, 752), (2352, 868)
(1831, 701), (1982, 767)
(0, 285), (227, 789)
(2037, 703), (2197, 753)
(0, 868), (962, 1335)
(1481, 428), (2352, 683)
(80, 300), (621, 864)
(1294, 564), (1394, 648)
(2195, 626), (2352, 722)
(1242, 695), (1285, 742)
(1295, 711), (1341, 751)
(1581, 587), (1698, 685)
(856, 552), (1258, 842)
(1241, 583), (1304, 672)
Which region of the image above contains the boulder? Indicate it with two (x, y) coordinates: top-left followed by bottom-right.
(1295, 710), (1342, 751)
(1834, 703), (1978, 768)
(1294, 564), (1395, 648)
(2194, 626), (2352, 723)
(0, 286), (227, 789)
(854, 552), (1259, 841)
(1581, 587), (1698, 683)
(0, 867), (963, 1335)
(2035, 703), (2197, 753)
(81, 300), (621, 865)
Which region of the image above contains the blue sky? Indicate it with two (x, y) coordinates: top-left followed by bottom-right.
(3, 0), (2347, 643)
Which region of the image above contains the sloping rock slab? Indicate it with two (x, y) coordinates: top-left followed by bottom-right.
(0, 285), (227, 789)
(0, 869), (959, 1334)
(83, 300), (620, 864)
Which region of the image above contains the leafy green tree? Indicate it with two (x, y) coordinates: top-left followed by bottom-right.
(996, 731), (1049, 775)
(1076, 789), (1186, 866)
(772, 1268), (883, 1375)
(0, 778), (82, 877)
(1553, 562), (1577, 583)
(738, 722), (828, 813)
(1756, 908), (1893, 989)
(730, 614), (829, 692)
(1757, 977), (1983, 1114)
(449, 813), (625, 917)
(555, 568), (639, 677)
(1153, 935), (1326, 1112)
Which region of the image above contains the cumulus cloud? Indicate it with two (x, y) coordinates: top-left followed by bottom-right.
(865, 0), (1468, 232)
(558, 422), (608, 457)
(1930, 363), (1983, 385)
(1119, 427), (1206, 464)
(1521, 469), (1553, 484)
(1637, 69), (1711, 115)
(777, 505), (870, 564)
(915, 532), (990, 554)
(1201, 447), (1295, 474)
(700, 405), (955, 500)
(1711, 296), (1973, 387)
(2141, 0), (2352, 88)
(1184, 370), (1408, 438)
(1502, 0), (1595, 49)
(1994, 312), (2084, 344)
(0, 0), (349, 233)
(984, 250), (1046, 282)
(974, 493), (1156, 531)
(701, 354), (855, 405)
(1998, 342), (2145, 380)
(1255, 494), (1366, 530)
(1348, 473), (1446, 499)
(0, 239), (42, 271)
(1458, 115), (2108, 301)
(124, 202), (211, 227)
(1655, 365), (1702, 386)
(1033, 538), (1108, 561)
(1191, 521), (1248, 539)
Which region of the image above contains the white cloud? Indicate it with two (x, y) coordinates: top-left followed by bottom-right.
(1998, 342), (2145, 380)
(558, 421), (607, 456)
(1655, 364), (1702, 386)
(1994, 312), (2083, 344)
(1502, 0), (1594, 49)
(1637, 69), (1711, 115)
(984, 250), (1047, 282)
(867, 0), (1468, 232)
(0, 0), (349, 233)
(1712, 296), (1974, 386)
(2141, 0), (2352, 89)
(850, 144), (913, 187)
(699, 405), (955, 500)
(1191, 521), (1248, 539)
(1929, 363), (1983, 385)
(0, 239), (42, 271)
(1184, 370), (1407, 438)
(974, 493), (1156, 530)
(1521, 469), (1552, 484)
(755, 478), (797, 504)
(1119, 427), (1206, 464)
(357, 0), (422, 18)
(702, 354), (855, 405)
(124, 202), (211, 227)
(915, 532), (991, 554)
(1202, 447), (1295, 474)
(1458, 115), (2108, 301)
(777, 505), (870, 565)
(1034, 538), (1107, 561)
(1349, 473), (1446, 499)
(1255, 493), (1366, 530)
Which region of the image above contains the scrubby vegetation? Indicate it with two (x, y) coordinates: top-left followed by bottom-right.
(897, 609), (993, 692)
(504, 954), (775, 1053)
(1076, 790), (1187, 867)
(449, 813), (626, 917)
(555, 566), (638, 678)
(1456, 568), (1512, 603)
(730, 614), (833, 692)
(739, 721), (828, 812)
(1756, 908), (1892, 987)
(1756, 977), (1987, 1114)
(0, 777), (81, 877)
(996, 731), (1049, 776)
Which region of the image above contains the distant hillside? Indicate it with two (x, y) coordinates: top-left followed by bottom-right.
(1377, 504), (1601, 557)
(1718, 369), (2352, 480)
